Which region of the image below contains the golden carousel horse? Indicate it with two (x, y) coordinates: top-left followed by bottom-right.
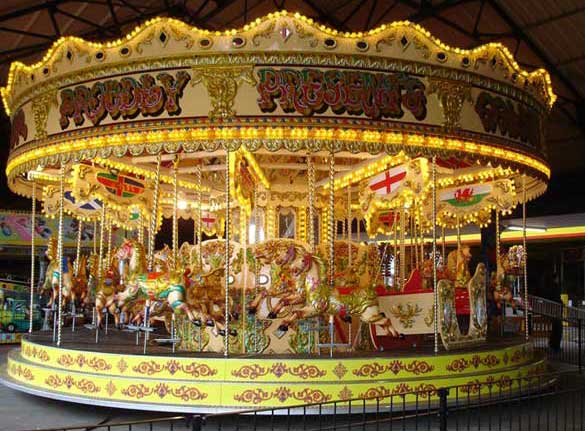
(247, 239), (400, 337)
(113, 240), (198, 327)
(42, 237), (74, 309)
(182, 240), (244, 336)
(446, 245), (472, 289)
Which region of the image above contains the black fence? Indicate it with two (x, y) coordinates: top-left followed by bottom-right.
(529, 308), (584, 371)
(22, 371), (585, 431)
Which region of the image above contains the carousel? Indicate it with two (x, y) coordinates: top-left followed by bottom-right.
(1, 11), (553, 412)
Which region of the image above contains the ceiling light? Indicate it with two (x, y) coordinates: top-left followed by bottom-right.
(506, 225), (547, 233)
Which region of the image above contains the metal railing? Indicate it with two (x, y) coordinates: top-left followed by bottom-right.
(18, 371), (585, 431)
(527, 294), (585, 321)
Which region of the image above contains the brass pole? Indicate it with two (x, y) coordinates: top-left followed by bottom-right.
(29, 182), (36, 333)
(224, 150), (231, 357)
(147, 154), (162, 272)
(522, 175), (529, 340)
(172, 157), (179, 270)
(56, 164), (65, 346)
(432, 157), (438, 353)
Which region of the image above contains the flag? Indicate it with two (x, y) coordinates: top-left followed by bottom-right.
(201, 212), (216, 230)
(369, 164), (407, 196)
(97, 172), (145, 198)
(440, 184), (492, 208)
(378, 210), (399, 227)
(64, 191), (102, 211)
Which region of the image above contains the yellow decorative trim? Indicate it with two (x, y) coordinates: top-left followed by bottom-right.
(191, 65), (256, 119)
(8, 340), (546, 408)
(6, 127), (550, 184)
(1, 11), (555, 117)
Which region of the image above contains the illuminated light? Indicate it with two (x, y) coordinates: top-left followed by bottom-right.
(5, 127), (551, 182)
(0, 13), (556, 116)
(177, 200), (188, 210)
(506, 225), (547, 233)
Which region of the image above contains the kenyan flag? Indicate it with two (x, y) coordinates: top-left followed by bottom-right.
(97, 172), (145, 198)
(440, 184), (491, 208)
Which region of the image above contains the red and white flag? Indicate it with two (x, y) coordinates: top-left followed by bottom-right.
(201, 212), (216, 230)
(369, 164), (407, 196)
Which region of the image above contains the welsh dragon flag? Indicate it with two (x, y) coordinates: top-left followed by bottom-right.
(440, 184), (492, 208)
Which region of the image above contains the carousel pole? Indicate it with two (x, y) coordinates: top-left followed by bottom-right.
(347, 183), (352, 267)
(72, 219), (82, 333)
(308, 156), (316, 252)
(92, 219), (97, 254)
(106, 217), (113, 271)
(400, 206), (406, 289)
(196, 164), (202, 264)
(393, 211), (398, 288)
(95, 202), (106, 342)
(147, 154), (162, 272)
(432, 157), (439, 354)
(522, 175), (529, 340)
(224, 149), (231, 357)
(29, 181), (36, 333)
(495, 210), (501, 291)
(144, 153), (162, 353)
(56, 163), (65, 347)
(172, 160), (179, 266)
(419, 219), (424, 264)
(74, 221), (83, 276)
(441, 226), (446, 267)
(410, 213), (415, 271)
(328, 150), (335, 358)
(137, 215), (144, 245)
(172, 157), (179, 270)
(240, 208), (247, 353)
(253, 183), (260, 353)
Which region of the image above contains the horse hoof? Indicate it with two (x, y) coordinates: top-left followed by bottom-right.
(193, 320), (201, 327)
(278, 324), (289, 332)
(247, 307), (257, 315)
(218, 329), (226, 337)
(399, 333), (405, 340)
(229, 329), (238, 337)
(231, 312), (239, 321)
(379, 312), (386, 318)
(206, 320), (215, 327)
(268, 312), (278, 319)
(341, 315), (352, 323)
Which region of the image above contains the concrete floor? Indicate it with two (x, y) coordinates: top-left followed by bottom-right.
(0, 344), (182, 431)
(1, 342), (583, 431)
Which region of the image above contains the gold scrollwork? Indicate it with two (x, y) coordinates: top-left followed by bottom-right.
(191, 65), (256, 119)
(31, 89), (58, 140)
(429, 78), (472, 129)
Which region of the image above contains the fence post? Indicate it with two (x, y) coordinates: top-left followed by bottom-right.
(191, 415), (204, 431)
(579, 319), (583, 374)
(438, 388), (449, 431)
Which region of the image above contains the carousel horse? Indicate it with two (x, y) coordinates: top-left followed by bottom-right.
(113, 240), (199, 327)
(491, 249), (516, 310)
(183, 240), (244, 336)
(247, 240), (310, 318)
(446, 245), (472, 289)
(248, 240), (399, 337)
(85, 254), (99, 307)
(42, 237), (74, 309)
(95, 264), (121, 328)
(72, 254), (91, 307)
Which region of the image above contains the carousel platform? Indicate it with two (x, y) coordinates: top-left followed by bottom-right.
(0, 328), (547, 413)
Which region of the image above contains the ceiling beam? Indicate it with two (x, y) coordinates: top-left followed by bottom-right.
(0, 27), (54, 40)
(488, 0), (585, 127)
(301, 0), (350, 31)
(488, 0), (584, 102)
